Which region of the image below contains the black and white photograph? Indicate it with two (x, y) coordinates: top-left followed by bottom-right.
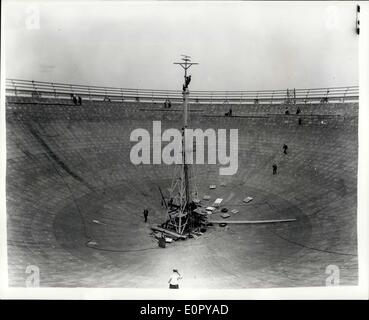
(0, 0), (368, 300)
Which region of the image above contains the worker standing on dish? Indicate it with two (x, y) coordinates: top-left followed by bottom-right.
(168, 269), (182, 289)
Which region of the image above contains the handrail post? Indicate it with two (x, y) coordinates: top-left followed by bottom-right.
(32, 80), (36, 97)
(305, 89), (310, 104)
(343, 87), (348, 103)
(12, 79), (17, 97)
(271, 90), (274, 105)
(286, 88), (289, 105)
(326, 89), (329, 103)
(52, 83), (57, 98)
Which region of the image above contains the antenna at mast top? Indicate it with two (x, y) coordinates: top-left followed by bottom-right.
(173, 55), (199, 70)
(181, 54), (191, 62)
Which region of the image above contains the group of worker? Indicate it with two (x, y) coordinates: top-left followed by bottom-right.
(71, 94), (82, 105)
(272, 144), (289, 175)
(224, 108), (233, 117)
(163, 99), (172, 108)
(285, 105), (301, 115)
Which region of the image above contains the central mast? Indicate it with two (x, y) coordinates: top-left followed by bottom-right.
(159, 55), (198, 235)
(155, 56), (207, 237)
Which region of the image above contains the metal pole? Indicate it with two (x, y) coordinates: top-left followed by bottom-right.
(183, 62), (190, 206)
(184, 67), (188, 127)
(174, 55), (198, 233)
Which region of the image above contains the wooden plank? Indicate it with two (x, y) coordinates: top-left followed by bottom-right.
(208, 218), (297, 224)
(243, 197), (253, 203)
(213, 198), (223, 207)
(151, 225), (187, 239)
